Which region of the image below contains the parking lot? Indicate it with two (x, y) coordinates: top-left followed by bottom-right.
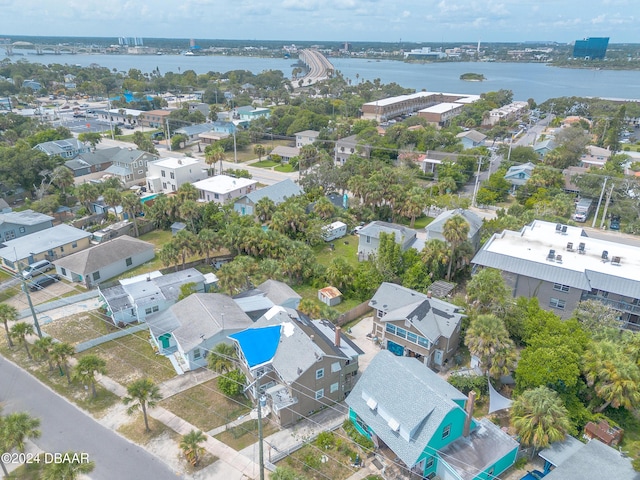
(51, 116), (113, 134)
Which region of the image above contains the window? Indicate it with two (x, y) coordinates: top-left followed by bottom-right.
(549, 298), (566, 310)
(385, 323), (396, 335)
(92, 271), (101, 281)
(442, 424), (451, 440)
(170, 172), (175, 179)
(395, 327), (407, 339)
(161, 170), (166, 177)
(366, 235), (371, 244)
(162, 182), (167, 189)
(553, 283), (570, 293)
(330, 382), (339, 393)
(171, 185), (176, 192)
(193, 348), (201, 359)
(4, 230), (15, 240)
(315, 389), (324, 400)
(331, 362), (341, 373)
(316, 368), (324, 380)
(138, 170), (144, 175)
(426, 456), (434, 469)
(214, 193), (220, 199)
(60, 267), (66, 276)
(145, 307), (152, 315)
(125, 257), (132, 267)
(19, 227), (25, 233)
(72, 241), (77, 248)
(152, 305), (159, 313)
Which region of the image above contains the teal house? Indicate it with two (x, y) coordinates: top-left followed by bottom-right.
(346, 351), (519, 480)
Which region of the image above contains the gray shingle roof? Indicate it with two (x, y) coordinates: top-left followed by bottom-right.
(175, 123), (215, 136)
(53, 236), (154, 275)
(256, 279), (302, 306)
(538, 435), (584, 467)
(110, 148), (157, 165)
(34, 138), (85, 157)
(359, 221), (417, 243)
(456, 129), (487, 143)
(425, 209), (483, 238)
(242, 179), (303, 205)
(346, 350), (467, 467)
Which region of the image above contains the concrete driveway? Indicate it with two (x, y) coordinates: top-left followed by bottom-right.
(348, 316), (381, 373)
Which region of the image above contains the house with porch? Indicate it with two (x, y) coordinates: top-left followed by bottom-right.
(147, 293), (253, 374)
(234, 179), (303, 216)
(456, 130), (487, 149)
(53, 236), (154, 288)
(104, 148), (159, 187)
(268, 145), (299, 164)
(346, 351), (519, 480)
(425, 209), (483, 252)
(0, 210), (54, 242)
(229, 306), (363, 426)
(533, 138), (556, 158)
(579, 145), (612, 169)
(369, 282), (465, 368)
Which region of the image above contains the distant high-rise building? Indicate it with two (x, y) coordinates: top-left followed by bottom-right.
(573, 37), (609, 60)
(118, 37), (144, 47)
(190, 39), (196, 48)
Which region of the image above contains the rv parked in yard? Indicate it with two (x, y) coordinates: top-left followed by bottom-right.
(322, 221), (347, 241)
(573, 198), (593, 222)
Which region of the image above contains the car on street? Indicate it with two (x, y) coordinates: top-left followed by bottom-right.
(28, 274), (60, 291)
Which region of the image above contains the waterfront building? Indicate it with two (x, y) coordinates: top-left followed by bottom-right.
(573, 37), (609, 60)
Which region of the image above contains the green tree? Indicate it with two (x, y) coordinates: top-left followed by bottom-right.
(75, 182), (99, 211)
(159, 242), (180, 272)
(298, 298), (321, 319)
(208, 342), (236, 374)
(271, 465), (307, 480)
(33, 336), (55, 371)
(0, 411), (41, 477)
(204, 143), (225, 176)
(253, 143), (266, 161)
(10, 322), (34, 359)
(51, 342), (75, 384)
(180, 429), (207, 467)
(41, 452), (95, 480)
(0, 303), (17, 347)
(198, 228), (221, 265)
(464, 314), (516, 378)
(573, 300), (622, 335)
(123, 378), (162, 432)
(173, 229), (198, 269)
(218, 369), (245, 397)
(466, 268), (510, 314)
(51, 165), (75, 195)
(102, 187), (122, 217)
(73, 354), (107, 399)
(171, 133), (188, 151)
(78, 132), (102, 149)
(121, 192), (142, 237)
(442, 214), (469, 280)
(376, 231), (403, 283)
(254, 197), (276, 223)
(511, 386), (571, 456)
(325, 257), (354, 295)
(132, 131), (159, 154)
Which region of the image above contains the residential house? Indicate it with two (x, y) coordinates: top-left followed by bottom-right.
(539, 437), (637, 480)
(234, 106), (270, 122)
(335, 135), (370, 166)
(533, 138), (556, 158)
(504, 162), (535, 190)
(193, 175), (257, 204)
(295, 130), (320, 148)
(563, 166), (587, 195)
(234, 179), (303, 216)
(53, 236), (154, 288)
(346, 351), (519, 479)
(369, 282), (465, 367)
(318, 286), (342, 306)
(64, 147), (120, 177)
(148, 293), (253, 374)
(0, 210), (54, 242)
(230, 306), (363, 426)
(471, 220), (640, 328)
(34, 138), (89, 160)
(99, 268), (210, 325)
(146, 157), (207, 194)
(425, 208), (483, 252)
(357, 221), (420, 261)
(268, 145), (300, 163)
(139, 110), (172, 129)
(0, 199), (10, 214)
(580, 145), (612, 169)
(418, 103), (465, 127)
(233, 279), (302, 320)
(22, 80), (42, 91)
(188, 102), (210, 118)
(197, 121), (237, 145)
(174, 123), (215, 144)
(483, 101), (528, 127)
(456, 130), (487, 149)
(104, 148), (159, 187)
(0, 224), (92, 274)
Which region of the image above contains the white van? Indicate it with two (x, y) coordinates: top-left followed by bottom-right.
(22, 260), (53, 279)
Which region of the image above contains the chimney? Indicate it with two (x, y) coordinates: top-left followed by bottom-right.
(335, 326), (341, 348)
(463, 390), (476, 437)
(427, 291), (432, 299)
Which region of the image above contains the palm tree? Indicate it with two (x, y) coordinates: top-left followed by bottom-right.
(402, 187), (428, 228)
(41, 452), (95, 480)
(442, 214), (469, 280)
(73, 354), (107, 399)
(208, 343), (236, 374)
(176, 182), (198, 202)
(313, 196), (335, 220)
(10, 322), (34, 359)
(0, 303), (17, 347)
(421, 239), (450, 281)
(179, 199), (201, 232)
(298, 298), (321, 319)
(51, 166), (75, 195)
(102, 187), (122, 217)
(121, 192), (141, 237)
(0, 411), (41, 476)
(204, 144), (226, 176)
(254, 197), (276, 223)
(33, 336), (55, 371)
(123, 378), (162, 433)
(180, 429), (207, 467)
(583, 340), (640, 412)
(198, 228), (221, 265)
(75, 182), (99, 211)
(464, 314), (516, 378)
(173, 229), (198, 269)
(51, 342), (75, 384)
(511, 386), (571, 457)
(159, 242), (180, 272)
(253, 143), (266, 162)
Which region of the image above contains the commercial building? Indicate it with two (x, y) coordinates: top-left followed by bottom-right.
(361, 92), (480, 122)
(471, 220), (640, 329)
(483, 101), (528, 126)
(418, 103), (465, 127)
(573, 37), (609, 60)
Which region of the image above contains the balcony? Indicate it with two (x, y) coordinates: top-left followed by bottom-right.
(583, 294), (640, 315)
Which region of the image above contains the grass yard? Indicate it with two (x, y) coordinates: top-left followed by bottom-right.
(160, 379), (251, 432)
(214, 418), (280, 450)
(293, 284), (362, 314)
(250, 160), (279, 168)
(79, 331), (176, 385)
(395, 215), (433, 230)
(118, 413), (176, 446)
(274, 164), (296, 173)
(313, 234), (360, 268)
(139, 229), (173, 247)
(42, 311), (118, 346)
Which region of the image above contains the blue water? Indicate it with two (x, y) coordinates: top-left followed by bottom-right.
(13, 51), (640, 103)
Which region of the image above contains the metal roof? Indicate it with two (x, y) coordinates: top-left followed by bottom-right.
(0, 209), (54, 227)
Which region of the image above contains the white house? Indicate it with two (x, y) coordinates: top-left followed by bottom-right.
(146, 157), (208, 194)
(295, 130), (320, 148)
(193, 175), (257, 204)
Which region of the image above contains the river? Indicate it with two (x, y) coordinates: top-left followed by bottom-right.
(11, 51), (640, 103)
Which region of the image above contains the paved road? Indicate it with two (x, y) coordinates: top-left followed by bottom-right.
(0, 356), (181, 480)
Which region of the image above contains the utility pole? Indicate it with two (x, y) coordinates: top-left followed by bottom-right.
(256, 374), (266, 480)
(233, 130), (237, 163)
(600, 182), (615, 229)
(471, 156), (483, 207)
(592, 177), (608, 228)
(166, 117), (172, 151)
(15, 253), (43, 338)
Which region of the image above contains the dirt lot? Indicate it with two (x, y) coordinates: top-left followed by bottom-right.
(4, 279), (78, 311)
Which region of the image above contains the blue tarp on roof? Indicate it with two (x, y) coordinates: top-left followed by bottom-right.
(229, 325), (281, 368)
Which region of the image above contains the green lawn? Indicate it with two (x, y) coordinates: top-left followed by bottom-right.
(139, 229), (173, 247)
(250, 160), (279, 168)
(160, 379), (251, 432)
(395, 215), (433, 230)
(214, 418), (279, 450)
(79, 330), (176, 385)
(274, 164), (296, 173)
(313, 234), (360, 268)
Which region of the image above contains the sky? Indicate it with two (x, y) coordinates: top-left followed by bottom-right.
(1, 0), (638, 44)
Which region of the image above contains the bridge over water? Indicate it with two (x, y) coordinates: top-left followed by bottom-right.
(2, 41), (97, 56)
(297, 49), (334, 87)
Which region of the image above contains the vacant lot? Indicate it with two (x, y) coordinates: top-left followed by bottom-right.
(42, 311), (118, 345)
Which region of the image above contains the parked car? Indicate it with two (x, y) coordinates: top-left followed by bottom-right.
(22, 260), (54, 279)
(610, 215), (621, 231)
(28, 274), (60, 291)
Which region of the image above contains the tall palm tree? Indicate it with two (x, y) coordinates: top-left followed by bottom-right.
(173, 229), (198, 269)
(208, 343), (237, 374)
(253, 143), (266, 162)
(51, 342), (75, 384)
(10, 322), (34, 359)
(33, 336), (55, 371)
(511, 386), (571, 457)
(442, 214), (470, 281)
(298, 298), (321, 319)
(254, 197), (276, 223)
(123, 378), (162, 433)
(198, 228), (221, 265)
(402, 186), (428, 228)
(179, 199), (201, 232)
(176, 182), (198, 202)
(102, 187), (122, 218)
(0, 411), (41, 476)
(41, 452), (95, 480)
(313, 196), (335, 220)
(464, 314), (516, 378)
(73, 354), (107, 399)
(180, 429), (207, 467)
(204, 144), (226, 176)
(0, 303), (17, 347)
(121, 192), (141, 237)
(75, 182), (99, 212)
(51, 165), (75, 195)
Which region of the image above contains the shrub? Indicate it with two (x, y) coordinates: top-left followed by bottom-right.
(447, 374), (489, 396)
(217, 369), (245, 397)
(315, 431), (335, 450)
(342, 420), (374, 451)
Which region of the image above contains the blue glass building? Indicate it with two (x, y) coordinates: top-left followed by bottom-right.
(573, 37), (609, 60)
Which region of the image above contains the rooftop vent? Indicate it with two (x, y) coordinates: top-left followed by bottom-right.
(611, 256), (621, 265)
(555, 223), (562, 232)
(547, 249), (556, 261)
(567, 242), (574, 251)
(602, 250), (609, 261)
(578, 242), (586, 254)
(562, 225), (568, 234)
(555, 254), (563, 263)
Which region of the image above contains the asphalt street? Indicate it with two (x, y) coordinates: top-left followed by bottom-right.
(0, 356), (181, 479)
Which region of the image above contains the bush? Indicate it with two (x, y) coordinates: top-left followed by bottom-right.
(315, 431), (335, 450)
(342, 420), (374, 451)
(447, 374), (489, 396)
(217, 369), (245, 397)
